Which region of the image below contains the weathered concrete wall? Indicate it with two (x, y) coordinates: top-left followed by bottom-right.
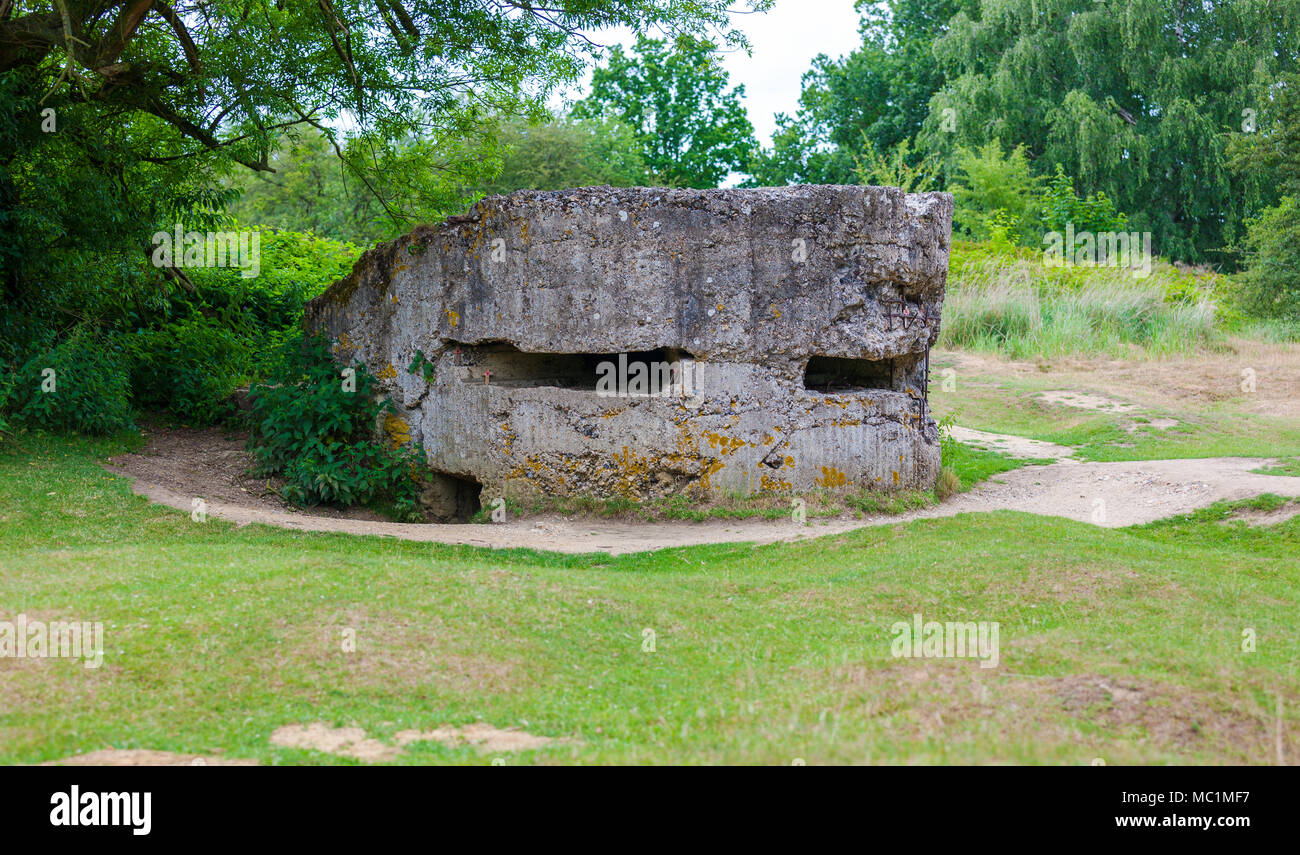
(305, 185), (952, 516)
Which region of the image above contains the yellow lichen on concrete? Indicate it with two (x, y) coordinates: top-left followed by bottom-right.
(613, 446), (650, 494)
(383, 414), (411, 448)
(333, 332), (357, 357)
(698, 458), (725, 491)
(817, 466), (848, 488)
(703, 431), (751, 456)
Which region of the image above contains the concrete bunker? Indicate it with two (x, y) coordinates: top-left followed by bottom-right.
(305, 185), (952, 505)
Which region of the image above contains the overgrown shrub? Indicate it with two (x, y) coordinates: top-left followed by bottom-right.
(949, 139), (1041, 245)
(1038, 164), (1129, 236)
(123, 314), (250, 425)
(8, 327), (134, 435)
(3, 227), (360, 433)
(948, 146), (1131, 251)
(247, 333), (426, 521)
(0, 374), (12, 434)
(116, 229), (360, 426)
(179, 229), (360, 332)
(1237, 195), (1300, 319)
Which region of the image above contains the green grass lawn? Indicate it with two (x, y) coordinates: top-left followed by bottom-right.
(2, 434), (1296, 765)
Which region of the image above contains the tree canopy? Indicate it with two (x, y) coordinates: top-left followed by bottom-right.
(573, 33), (757, 188)
(752, 0), (1300, 265)
(481, 114), (655, 195)
(1, 0), (754, 299)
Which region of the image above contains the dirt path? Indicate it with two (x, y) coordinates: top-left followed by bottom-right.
(114, 477), (868, 555)
(947, 426), (1077, 462)
(901, 456), (1300, 528)
(104, 425), (1300, 554)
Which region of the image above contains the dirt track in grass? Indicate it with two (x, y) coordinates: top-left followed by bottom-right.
(103, 423), (1300, 555)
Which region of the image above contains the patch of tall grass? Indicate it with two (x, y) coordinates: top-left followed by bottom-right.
(1234, 318), (1300, 343)
(940, 242), (1221, 358)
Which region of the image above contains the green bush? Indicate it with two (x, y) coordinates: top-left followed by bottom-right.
(1238, 195), (1300, 319)
(949, 146), (1130, 250)
(0, 374), (12, 435)
(1039, 164), (1129, 236)
(123, 314), (249, 425)
(949, 139), (1041, 245)
(113, 229), (361, 426)
(247, 333), (426, 521)
(8, 327), (134, 435)
(178, 229), (360, 332)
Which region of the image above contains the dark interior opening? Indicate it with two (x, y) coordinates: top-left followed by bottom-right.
(803, 355), (895, 393)
(460, 342), (694, 391)
(424, 471), (482, 522)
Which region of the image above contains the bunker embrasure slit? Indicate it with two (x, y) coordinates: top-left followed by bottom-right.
(803, 355), (895, 393)
(459, 343), (694, 393)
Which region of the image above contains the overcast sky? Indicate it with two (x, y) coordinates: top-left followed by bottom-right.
(556, 0), (867, 149)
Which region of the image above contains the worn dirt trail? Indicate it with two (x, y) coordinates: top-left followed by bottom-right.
(112, 478), (870, 555)
(903, 456), (1300, 528)
(103, 425), (1300, 555)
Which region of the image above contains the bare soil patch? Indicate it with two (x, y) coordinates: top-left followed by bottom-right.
(944, 340), (1300, 420)
(947, 426), (1076, 461)
(906, 456), (1300, 528)
(268, 721), (559, 761)
(104, 423), (388, 522)
(830, 662), (1287, 762)
(269, 723), (401, 762)
(1223, 502), (1300, 527)
(1044, 675), (1278, 758)
(1036, 390), (1180, 432)
(1039, 390), (1137, 413)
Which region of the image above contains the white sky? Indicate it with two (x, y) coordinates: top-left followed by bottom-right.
(556, 0), (866, 149)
